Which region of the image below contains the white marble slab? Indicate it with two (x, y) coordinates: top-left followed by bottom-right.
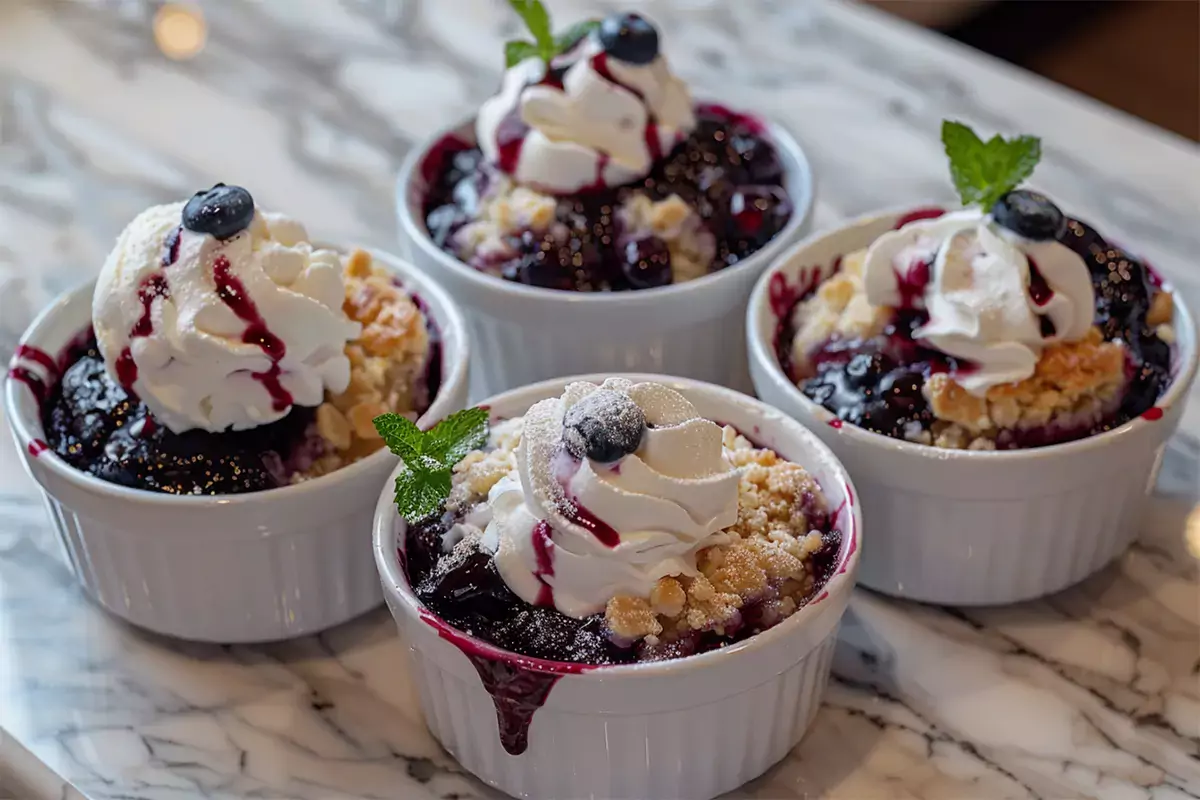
(0, 1), (1198, 798)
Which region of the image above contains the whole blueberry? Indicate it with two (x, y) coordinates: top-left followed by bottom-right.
(563, 389), (646, 463)
(991, 190), (1065, 241)
(182, 184), (255, 240)
(621, 235), (672, 289)
(598, 12), (659, 65)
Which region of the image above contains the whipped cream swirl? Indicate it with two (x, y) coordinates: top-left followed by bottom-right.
(863, 208), (1094, 395)
(94, 202), (360, 433)
(478, 379), (739, 618)
(476, 33), (694, 194)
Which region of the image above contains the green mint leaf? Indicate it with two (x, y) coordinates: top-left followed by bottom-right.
(941, 120), (1042, 211)
(508, 0), (553, 55)
(373, 412), (422, 462)
(378, 407), (490, 522)
(554, 19), (600, 53)
(394, 460), (453, 522)
(505, 39), (539, 67)
(423, 407), (490, 466)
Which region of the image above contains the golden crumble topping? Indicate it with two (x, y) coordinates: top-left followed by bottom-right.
(922, 327), (1127, 448)
(296, 249), (431, 480)
(605, 431), (830, 641)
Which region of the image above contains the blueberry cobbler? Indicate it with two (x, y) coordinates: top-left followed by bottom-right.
(786, 122), (1175, 450)
(386, 379), (841, 666)
(419, 3), (792, 291)
(25, 185), (437, 494)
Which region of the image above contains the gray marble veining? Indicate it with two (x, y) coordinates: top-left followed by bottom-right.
(1, 1), (1198, 798)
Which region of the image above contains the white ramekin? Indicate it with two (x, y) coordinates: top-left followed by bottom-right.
(374, 374), (860, 800)
(3, 248), (470, 643)
(748, 208), (1199, 606)
(396, 107), (814, 401)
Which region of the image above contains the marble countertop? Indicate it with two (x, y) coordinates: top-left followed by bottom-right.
(1, 1), (1198, 798)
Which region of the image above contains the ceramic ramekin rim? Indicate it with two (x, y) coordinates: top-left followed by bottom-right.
(3, 244), (470, 509)
(746, 204), (1200, 462)
(373, 372), (861, 680)
(394, 102), (815, 307)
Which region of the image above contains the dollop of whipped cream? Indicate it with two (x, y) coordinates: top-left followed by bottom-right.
(477, 379), (739, 619)
(93, 202), (360, 433)
(476, 32), (694, 194)
(863, 208), (1094, 395)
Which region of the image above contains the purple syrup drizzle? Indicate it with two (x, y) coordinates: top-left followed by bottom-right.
(1027, 257), (1053, 306)
(893, 207), (946, 229)
(7, 367), (47, 406)
(494, 108), (529, 176)
(212, 254), (292, 412)
(131, 274), (170, 338)
(15, 344), (57, 377)
(531, 520), (556, 607)
(552, 451), (621, 548)
(894, 259), (931, 310)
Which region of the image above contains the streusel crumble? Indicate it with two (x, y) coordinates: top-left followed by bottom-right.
(302, 249), (432, 479)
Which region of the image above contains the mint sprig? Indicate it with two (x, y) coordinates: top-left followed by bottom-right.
(505, 0), (599, 67)
(941, 120), (1042, 211)
(374, 407), (489, 522)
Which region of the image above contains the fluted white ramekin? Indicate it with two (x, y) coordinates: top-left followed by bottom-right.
(374, 374), (860, 800)
(396, 106), (814, 400)
(4, 248), (470, 643)
(748, 208), (1199, 605)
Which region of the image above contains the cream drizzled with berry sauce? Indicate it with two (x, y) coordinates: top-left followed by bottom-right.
(476, 14), (693, 194)
(861, 206), (1094, 395)
(93, 186), (359, 434)
(480, 379), (740, 618)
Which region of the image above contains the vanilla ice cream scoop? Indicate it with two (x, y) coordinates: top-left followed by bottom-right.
(476, 12), (694, 194)
(862, 207), (1094, 395)
(93, 185), (361, 433)
(477, 378), (740, 618)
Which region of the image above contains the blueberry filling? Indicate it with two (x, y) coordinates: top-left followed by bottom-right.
(182, 183), (256, 240)
(422, 105), (791, 292)
(405, 499), (843, 667)
(43, 339), (316, 494)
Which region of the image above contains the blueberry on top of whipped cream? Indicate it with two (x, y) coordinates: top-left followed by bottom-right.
(420, 1), (794, 292)
(40, 186), (436, 494)
(786, 122), (1175, 450)
(383, 379), (842, 666)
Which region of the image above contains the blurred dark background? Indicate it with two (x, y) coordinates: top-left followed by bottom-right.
(871, 0), (1200, 141)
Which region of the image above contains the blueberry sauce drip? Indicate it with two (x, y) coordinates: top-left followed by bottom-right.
(422, 105), (791, 292)
(792, 214), (1174, 448)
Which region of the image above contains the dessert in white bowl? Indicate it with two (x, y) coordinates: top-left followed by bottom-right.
(747, 121), (1197, 604)
(374, 375), (859, 799)
(5, 184), (470, 641)
(396, 1), (812, 396)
